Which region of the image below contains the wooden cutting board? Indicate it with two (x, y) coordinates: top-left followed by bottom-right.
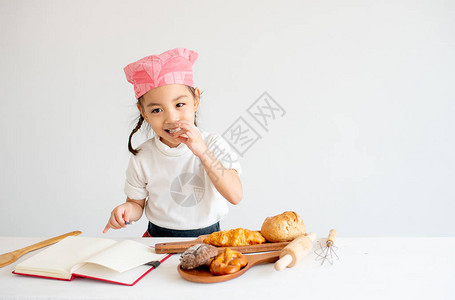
(154, 235), (290, 254)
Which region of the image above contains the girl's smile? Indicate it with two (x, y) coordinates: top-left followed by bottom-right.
(164, 127), (184, 141)
(164, 127), (181, 134)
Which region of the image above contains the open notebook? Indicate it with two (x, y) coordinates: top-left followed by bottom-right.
(13, 236), (171, 286)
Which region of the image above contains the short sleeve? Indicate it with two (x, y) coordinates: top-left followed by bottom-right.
(124, 154), (148, 200)
(206, 134), (242, 175)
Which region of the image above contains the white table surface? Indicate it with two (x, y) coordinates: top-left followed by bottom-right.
(0, 236), (454, 300)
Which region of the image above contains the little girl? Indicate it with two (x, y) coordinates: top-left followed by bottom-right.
(103, 48), (243, 237)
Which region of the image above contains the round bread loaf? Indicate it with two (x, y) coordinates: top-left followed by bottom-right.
(261, 211), (306, 242)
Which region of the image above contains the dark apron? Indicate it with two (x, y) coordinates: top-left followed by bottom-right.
(146, 221), (220, 237)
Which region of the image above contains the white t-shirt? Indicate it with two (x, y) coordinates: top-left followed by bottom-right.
(124, 128), (241, 230)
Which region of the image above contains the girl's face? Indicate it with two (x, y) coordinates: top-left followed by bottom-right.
(138, 84), (200, 148)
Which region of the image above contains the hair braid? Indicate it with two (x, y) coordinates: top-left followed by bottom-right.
(128, 115), (144, 155)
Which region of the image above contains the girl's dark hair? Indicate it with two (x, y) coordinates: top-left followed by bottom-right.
(128, 86), (199, 155)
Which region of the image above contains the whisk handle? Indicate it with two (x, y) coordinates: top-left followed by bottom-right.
(328, 229), (337, 243)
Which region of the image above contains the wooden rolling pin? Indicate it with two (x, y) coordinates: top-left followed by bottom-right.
(274, 232), (317, 271)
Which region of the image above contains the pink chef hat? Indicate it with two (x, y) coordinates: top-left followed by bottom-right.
(124, 48), (198, 99)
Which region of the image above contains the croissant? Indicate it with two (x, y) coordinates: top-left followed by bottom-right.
(203, 228), (266, 247)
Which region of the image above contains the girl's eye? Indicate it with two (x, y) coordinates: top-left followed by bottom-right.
(176, 103), (185, 108)
(151, 108), (162, 113)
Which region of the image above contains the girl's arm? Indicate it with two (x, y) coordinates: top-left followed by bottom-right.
(174, 120), (243, 205)
(197, 148), (243, 205)
(103, 197), (145, 233)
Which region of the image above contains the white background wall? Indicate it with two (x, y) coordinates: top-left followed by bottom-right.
(1, 0), (454, 238)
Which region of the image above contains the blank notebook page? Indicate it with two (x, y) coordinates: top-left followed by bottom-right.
(14, 237), (117, 278)
(74, 239), (164, 273)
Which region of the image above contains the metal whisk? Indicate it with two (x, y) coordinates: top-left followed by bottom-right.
(315, 229), (339, 265)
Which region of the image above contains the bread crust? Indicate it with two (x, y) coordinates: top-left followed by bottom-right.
(209, 248), (248, 275)
(261, 211), (306, 242)
(180, 243), (219, 270)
